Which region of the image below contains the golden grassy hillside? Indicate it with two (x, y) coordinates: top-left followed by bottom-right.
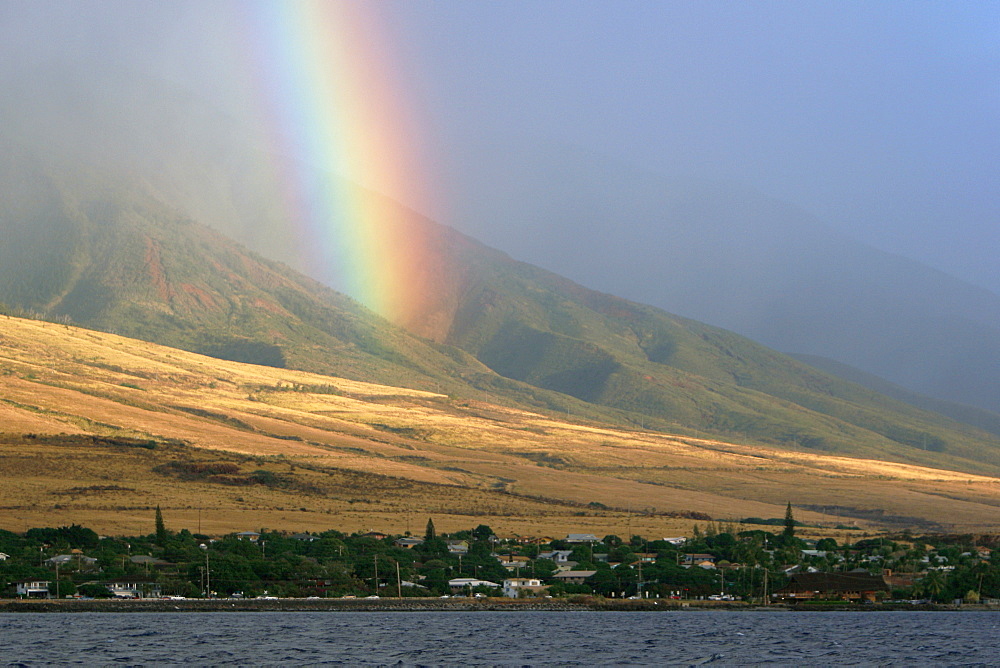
(2, 315), (998, 537)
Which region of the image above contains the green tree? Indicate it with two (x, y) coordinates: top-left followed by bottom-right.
(782, 503), (795, 539)
(471, 524), (494, 541)
(425, 518), (436, 541)
(919, 570), (946, 601)
(155, 506), (167, 546)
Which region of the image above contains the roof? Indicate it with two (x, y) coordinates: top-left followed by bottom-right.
(448, 578), (499, 588)
(778, 572), (889, 593)
(552, 570), (598, 579)
(566, 534), (600, 542)
(46, 554), (97, 565)
(130, 555), (173, 566)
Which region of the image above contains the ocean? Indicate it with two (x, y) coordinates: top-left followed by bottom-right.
(2, 610), (997, 666)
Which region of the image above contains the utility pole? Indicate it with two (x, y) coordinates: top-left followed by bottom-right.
(55, 563), (60, 599)
(373, 555), (379, 595)
(396, 561), (402, 599)
(205, 550), (211, 598)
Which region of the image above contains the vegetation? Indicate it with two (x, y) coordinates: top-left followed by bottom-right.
(3, 516), (998, 604)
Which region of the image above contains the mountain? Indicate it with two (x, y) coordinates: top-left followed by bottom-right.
(0, 137), (486, 395)
(4, 67), (1000, 478)
(377, 213), (1000, 473)
(4, 315), (1000, 535)
(790, 353), (1000, 439)
(446, 144), (1000, 417)
(0, 135), (674, 429)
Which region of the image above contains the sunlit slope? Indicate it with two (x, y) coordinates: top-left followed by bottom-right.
(0, 142), (705, 429)
(385, 216), (1000, 472)
(2, 316), (999, 534)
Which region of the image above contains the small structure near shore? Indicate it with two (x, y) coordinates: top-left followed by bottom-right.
(775, 572), (889, 602)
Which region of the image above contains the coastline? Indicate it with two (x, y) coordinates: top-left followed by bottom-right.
(0, 597), (994, 613)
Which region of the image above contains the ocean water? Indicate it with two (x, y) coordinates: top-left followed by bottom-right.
(1, 610), (998, 666)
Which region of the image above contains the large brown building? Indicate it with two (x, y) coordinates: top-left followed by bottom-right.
(775, 572), (889, 602)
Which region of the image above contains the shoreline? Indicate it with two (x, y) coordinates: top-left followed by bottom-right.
(1, 598), (994, 613)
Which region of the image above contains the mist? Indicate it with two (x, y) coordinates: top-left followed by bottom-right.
(1, 0), (998, 415)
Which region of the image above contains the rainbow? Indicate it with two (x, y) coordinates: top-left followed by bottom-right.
(238, 1), (439, 325)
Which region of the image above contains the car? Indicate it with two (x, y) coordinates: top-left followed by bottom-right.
(364, 595), (380, 599)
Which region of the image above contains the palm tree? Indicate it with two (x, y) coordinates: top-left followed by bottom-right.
(920, 570), (946, 601)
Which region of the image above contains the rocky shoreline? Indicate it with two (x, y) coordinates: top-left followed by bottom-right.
(1, 597), (992, 613)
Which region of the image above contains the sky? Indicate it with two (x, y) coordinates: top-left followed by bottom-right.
(1, 0), (997, 295)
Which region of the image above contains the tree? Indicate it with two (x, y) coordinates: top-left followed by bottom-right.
(782, 503), (795, 539)
(425, 518), (436, 541)
(155, 506), (167, 546)
(471, 524), (494, 542)
(920, 570), (946, 601)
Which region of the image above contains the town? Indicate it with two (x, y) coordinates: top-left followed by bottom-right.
(2, 508), (998, 606)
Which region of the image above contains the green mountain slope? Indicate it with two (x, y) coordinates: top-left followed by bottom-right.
(386, 215), (1000, 472)
(3, 100), (1000, 476)
(0, 139), (664, 427)
(0, 142), (481, 392)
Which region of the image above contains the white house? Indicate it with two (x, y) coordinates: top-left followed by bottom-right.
(566, 534), (600, 543)
(447, 578), (500, 594)
(15, 580), (51, 598)
(502, 578), (546, 598)
(106, 580), (163, 599)
(537, 550), (573, 563)
(0, 552), (9, 561)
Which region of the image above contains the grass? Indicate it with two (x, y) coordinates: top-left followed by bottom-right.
(2, 315), (1000, 538)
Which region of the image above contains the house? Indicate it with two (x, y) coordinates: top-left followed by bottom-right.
(15, 580), (51, 598)
(882, 570), (919, 590)
(774, 572), (889, 602)
(45, 554), (98, 568)
(130, 555), (174, 569)
(503, 578), (547, 598)
(447, 578), (500, 594)
(551, 570), (597, 585)
(105, 580), (163, 599)
(498, 555), (531, 571)
(361, 531), (388, 540)
(663, 537), (687, 547)
(682, 553), (717, 567)
(554, 561), (580, 572)
(394, 537), (424, 549)
(566, 534), (600, 543)
(0, 552), (9, 561)
(537, 550), (573, 563)
(292, 533), (319, 542)
(446, 540), (469, 555)
(800, 550), (828, 559)
(236, 531), (261, 542)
